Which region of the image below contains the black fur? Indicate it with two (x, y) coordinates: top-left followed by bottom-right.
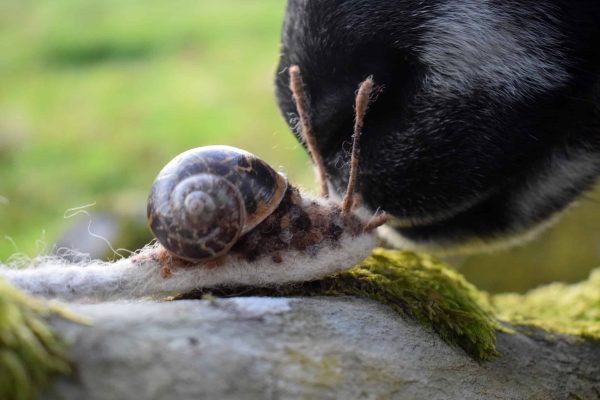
(275, 0), (600, 251)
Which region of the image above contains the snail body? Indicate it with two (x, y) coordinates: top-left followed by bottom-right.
(148, 145), (287, 262)
(147, 145), (376, 265)
(144, 67), (388, 285)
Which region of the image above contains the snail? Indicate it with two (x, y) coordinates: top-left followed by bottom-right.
(147, 145), (289, 262)
(145, 66), (388, 284)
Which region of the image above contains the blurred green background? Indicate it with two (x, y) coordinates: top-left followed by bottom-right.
(1, 0), (599, 293)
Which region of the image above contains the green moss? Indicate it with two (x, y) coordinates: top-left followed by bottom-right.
(0, 278), (72, 400)
(317, 249), (501, 361)
(491, 268), (600, 341)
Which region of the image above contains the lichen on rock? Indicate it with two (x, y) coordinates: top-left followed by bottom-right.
(0, 278), (72, 400)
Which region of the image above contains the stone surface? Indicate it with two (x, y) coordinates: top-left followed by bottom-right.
(45, 297), (600, 400)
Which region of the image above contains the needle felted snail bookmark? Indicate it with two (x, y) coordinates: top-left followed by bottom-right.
(0, 67), (388, 302)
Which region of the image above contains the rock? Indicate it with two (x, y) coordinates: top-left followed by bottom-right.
(45, 297), (600, 400)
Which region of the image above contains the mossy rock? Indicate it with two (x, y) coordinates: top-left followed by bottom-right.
(189, 248), (600, 362)
(2, 246), (600, 399)
(186, 248), (502, 361)
(491, 268), (600, 341)
(0, 278), (72, 400)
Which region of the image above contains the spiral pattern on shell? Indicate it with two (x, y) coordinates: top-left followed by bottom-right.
(147, 146), (288, 262)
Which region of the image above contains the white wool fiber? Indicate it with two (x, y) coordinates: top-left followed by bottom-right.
(0, 233), (375, 302)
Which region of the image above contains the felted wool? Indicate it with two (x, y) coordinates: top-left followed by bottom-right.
(0, 233), (376, 302)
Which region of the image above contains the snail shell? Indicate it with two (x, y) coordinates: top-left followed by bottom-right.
(147, 145), (288, 262)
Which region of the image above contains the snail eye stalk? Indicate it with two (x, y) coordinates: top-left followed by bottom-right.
(341, 76), (374, 217)
(288, 65), (375, 216)
(288, 65), (330, 198)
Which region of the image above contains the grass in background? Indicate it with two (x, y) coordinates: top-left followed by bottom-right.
(0, 0), (314, 261)
(1, 0), (600, 293)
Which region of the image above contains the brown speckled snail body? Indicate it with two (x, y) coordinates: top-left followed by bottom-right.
(146, 66), (388, 268)
(147, 145), (288, 262)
